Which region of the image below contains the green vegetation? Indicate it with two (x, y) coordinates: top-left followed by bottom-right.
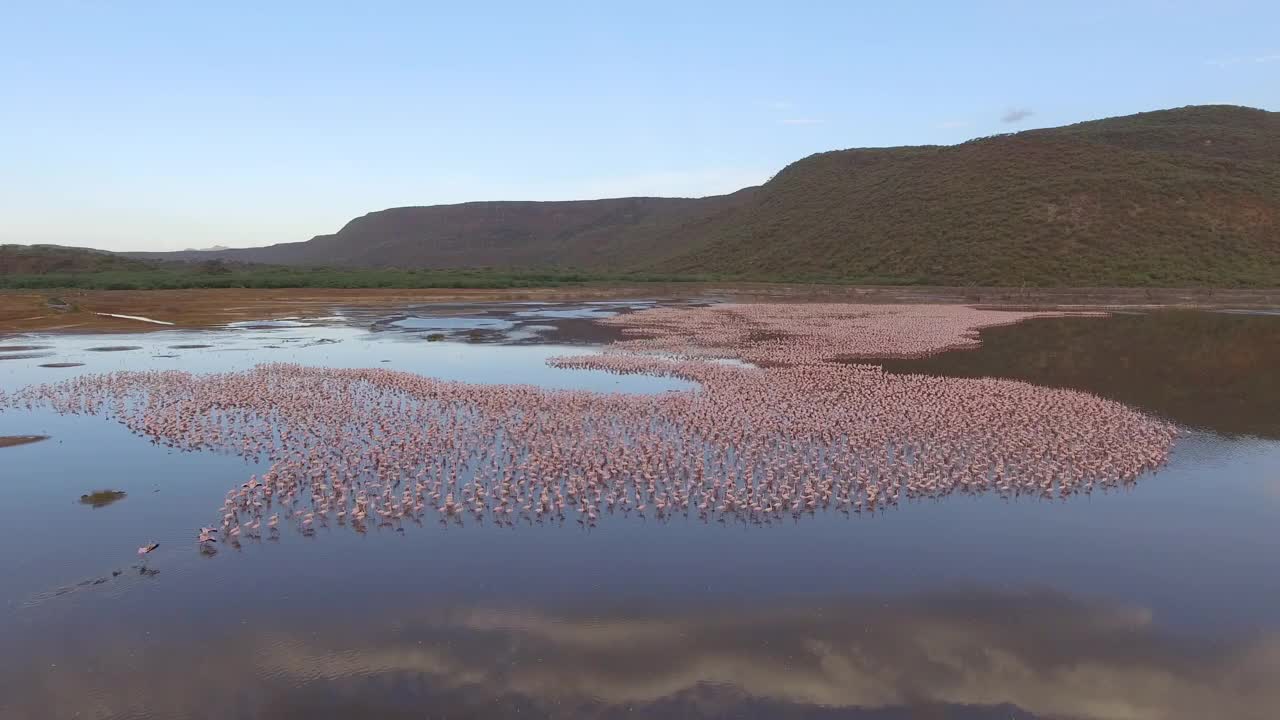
(0, 259), (729, 290)
(6, 106), (1279, 288)
(662, 106), (1280, 287)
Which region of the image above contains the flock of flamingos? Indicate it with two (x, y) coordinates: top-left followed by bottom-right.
(1, 303), (1179, 550)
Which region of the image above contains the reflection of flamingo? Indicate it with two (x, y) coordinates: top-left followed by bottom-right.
(4, 303), (1179, 547)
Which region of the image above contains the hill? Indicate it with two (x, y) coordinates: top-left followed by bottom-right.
(0, 244), (152, 275)
(130, 191), (756, 270)
(663, 105), (1280, 285)
(125, 105), (1280, 286)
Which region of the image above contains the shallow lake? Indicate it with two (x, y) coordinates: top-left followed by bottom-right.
(1, 301), (1277, 720)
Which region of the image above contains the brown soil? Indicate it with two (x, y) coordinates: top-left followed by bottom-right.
(0, 435), (50, 449)
(1, 286), (1277, 333)
(0, 288), (666, 332)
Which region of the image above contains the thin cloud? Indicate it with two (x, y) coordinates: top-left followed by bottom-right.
(780, 117), (823, 126)
(1001, 108), (1034, 124)
(1206, 53), (1280, 67)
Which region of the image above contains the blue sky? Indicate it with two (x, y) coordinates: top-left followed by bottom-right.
(2, 1), (1277, 251)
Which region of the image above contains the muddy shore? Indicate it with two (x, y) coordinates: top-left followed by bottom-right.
(2, 285), (1277, 332)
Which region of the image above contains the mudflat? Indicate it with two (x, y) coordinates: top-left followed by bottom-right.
(3, 285), (1277, 332)
(0, 435), (49, 449)
(1, 287), (659, 332)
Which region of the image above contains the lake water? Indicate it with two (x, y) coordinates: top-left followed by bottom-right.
(1, 301), (1277, 720)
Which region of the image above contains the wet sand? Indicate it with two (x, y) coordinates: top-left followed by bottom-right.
(0, 435), (49, 449)
(3, 286), (1277, 332)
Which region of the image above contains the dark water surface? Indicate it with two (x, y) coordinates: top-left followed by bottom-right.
(881, 309), (1280, 439)
(1, 303), (1278, 720)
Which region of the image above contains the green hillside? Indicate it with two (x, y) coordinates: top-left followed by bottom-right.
(661, 105), (1279, 286)
(28, 105), (1280, 288)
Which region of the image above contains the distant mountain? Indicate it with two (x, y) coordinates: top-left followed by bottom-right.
(130, 192), (757, 270)
(127, 105), (1279, 286)
(0, 244), (151, 275)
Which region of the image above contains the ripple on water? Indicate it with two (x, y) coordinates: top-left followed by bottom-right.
(168, 344), (213, 349)
(0, 345), (54, 352)
(392, 317), (515, 331)
(39, 362), (85, 368)
(86, 346), (142, 352)
(228, 320), (313, 329)
(0, 352), (55, 360)
(23, 565), (157, 608)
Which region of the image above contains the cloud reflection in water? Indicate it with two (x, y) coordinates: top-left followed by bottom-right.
(5, 589), (1277, 720)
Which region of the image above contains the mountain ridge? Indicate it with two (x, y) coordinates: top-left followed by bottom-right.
(110, 104), (1280, 286)
(660, 104), (1279, 284)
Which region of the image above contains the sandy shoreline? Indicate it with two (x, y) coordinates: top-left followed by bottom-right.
(2, 285), (1278, 333)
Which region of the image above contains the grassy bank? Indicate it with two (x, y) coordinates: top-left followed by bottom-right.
(0, 266), (748, 290)
(0, 258), (943, 290)
(3, 244), (1272, 290)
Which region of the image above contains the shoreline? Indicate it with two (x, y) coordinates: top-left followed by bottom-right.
(3, 285), (1278, 333)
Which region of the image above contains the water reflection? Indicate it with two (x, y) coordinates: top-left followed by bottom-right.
(0, 328), (694, 394)
(880, 310), (1280, 439)
(2, 304), (1279, 720)
(3, 589), (1276, 720)
(78, 489), (127, 508)
(358, 300), (655, 345)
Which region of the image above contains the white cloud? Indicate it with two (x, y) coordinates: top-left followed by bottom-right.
(761, 100), (822, 126)
(1001, 108), (1034, 124)
(1206, 53), (1280, 67)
